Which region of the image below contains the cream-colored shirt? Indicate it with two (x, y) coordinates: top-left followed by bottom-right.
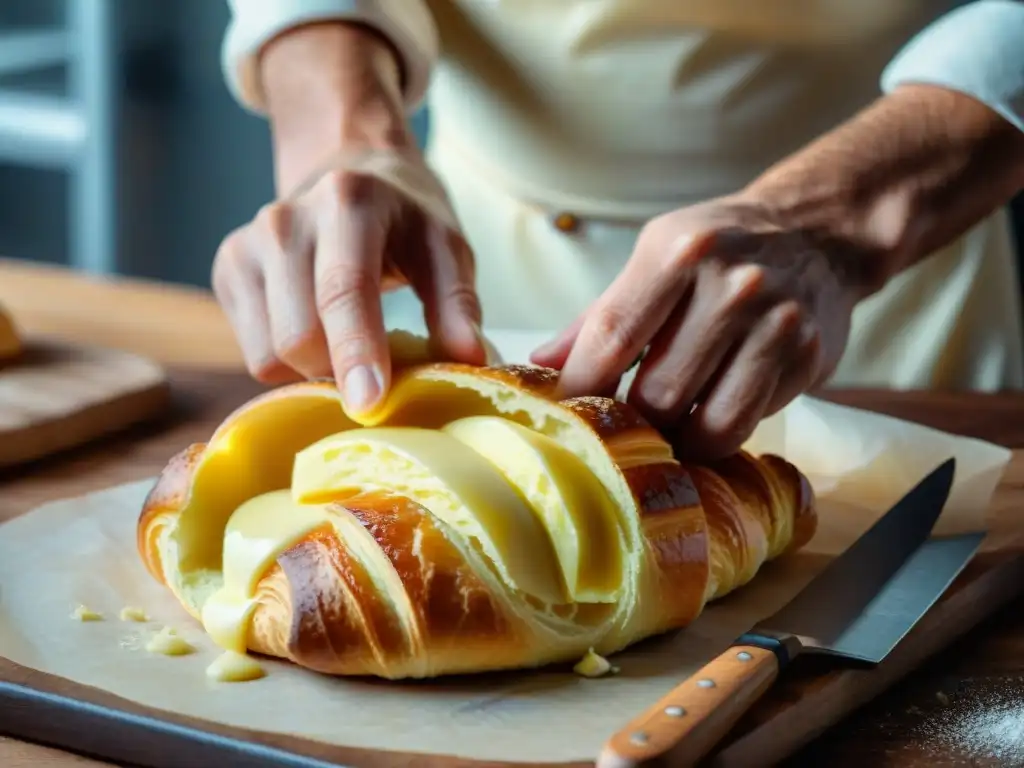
(221, 0), (1024, 391)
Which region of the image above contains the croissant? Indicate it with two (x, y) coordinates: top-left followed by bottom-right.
(0, 302), (21, 364)
(138, 337), (816, 680)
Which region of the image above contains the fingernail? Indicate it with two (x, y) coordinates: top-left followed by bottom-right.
(342, 364), (383, 415)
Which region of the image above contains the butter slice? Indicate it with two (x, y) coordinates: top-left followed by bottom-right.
(292, 427), (566, 604)
(443, 416), (624, 603)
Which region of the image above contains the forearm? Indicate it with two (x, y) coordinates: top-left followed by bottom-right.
(742, 84), (1024, 299)
(221, 0), (438, 194)
(261, 23), (412, 194)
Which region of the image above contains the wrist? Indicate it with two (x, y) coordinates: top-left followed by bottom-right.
(734, 177), (888, 305)
(741, 85), (1024, 301)
(260, 22), (415, 194)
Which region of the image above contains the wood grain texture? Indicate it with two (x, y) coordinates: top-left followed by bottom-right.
(0, 340), (170, 468)
(0, 261), (1022, 767)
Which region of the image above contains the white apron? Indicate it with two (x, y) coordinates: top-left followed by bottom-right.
(381, 0), (1024, 391)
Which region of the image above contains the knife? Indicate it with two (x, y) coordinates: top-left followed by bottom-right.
(598, 457), (984, 768)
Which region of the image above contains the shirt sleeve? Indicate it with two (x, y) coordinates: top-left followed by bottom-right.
(221, 0), (438, 115)
(881, 0), (1024, 132)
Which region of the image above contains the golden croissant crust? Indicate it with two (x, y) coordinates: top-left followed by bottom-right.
(138, 337), (816, 679)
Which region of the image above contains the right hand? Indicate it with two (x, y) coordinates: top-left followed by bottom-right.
(211, 23), (487, 417)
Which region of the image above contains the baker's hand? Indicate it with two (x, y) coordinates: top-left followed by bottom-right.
(210, 22), (485, 416)
(531, 196), (860, 460)
(212, 165), (486, 415)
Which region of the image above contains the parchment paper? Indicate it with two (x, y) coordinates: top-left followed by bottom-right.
(0, 330), (1012, 763)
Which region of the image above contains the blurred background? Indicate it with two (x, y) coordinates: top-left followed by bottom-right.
(0, 0), (429, 288)
(0, 0), (1020, 292)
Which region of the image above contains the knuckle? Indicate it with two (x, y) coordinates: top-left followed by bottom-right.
(665, 229), (713, 272)
(772, 300), (805, 337)
(445, 282), (483, 323)
(315, 264), (375, 316)
(638, 216), (713, 272)
(254, 201), (294, 251)
(722, 264), (766, 308)
(322, 170), (381, 209)
(698, 409), (754, 458)
(635, 216), (673, 254)
(639, 373), (688, 416)
(591, 304), (640, 360)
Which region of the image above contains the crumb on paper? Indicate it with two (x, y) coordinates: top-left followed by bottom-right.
(144, 626), (196, 656)
(573, 648), (618, 678)
(936, 691), (951, 707)
(119, 606), (149, 623)
(70, 604), (103, 622)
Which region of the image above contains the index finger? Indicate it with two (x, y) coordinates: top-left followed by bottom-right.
(556, 238), (700, 398)
(314, 203), (390, 417)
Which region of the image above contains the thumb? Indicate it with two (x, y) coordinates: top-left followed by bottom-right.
(411, 222), (488, 365)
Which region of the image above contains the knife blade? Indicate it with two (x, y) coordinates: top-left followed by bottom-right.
(598, 457), (983, 768)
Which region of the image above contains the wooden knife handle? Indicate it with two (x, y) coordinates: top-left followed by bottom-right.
(598, 645), (779, 768)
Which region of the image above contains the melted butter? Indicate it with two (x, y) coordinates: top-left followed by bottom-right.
(206, 650), (266, 682)
(70, 604), (102, 622)
(201, 490), (333, 653)
(119, 606), (149, 622)
(145, 626), (195, 656)
(442, 416), (624, 603)
(573, 647), (619, 678)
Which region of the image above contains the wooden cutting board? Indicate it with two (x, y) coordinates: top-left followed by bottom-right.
(0, 376), (1021, 768)
(0, 339), (170, 468)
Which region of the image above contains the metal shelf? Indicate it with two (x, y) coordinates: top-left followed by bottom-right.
(0, 90), (84, 168)
(0, 1), (115, 275)
(0, 28), (69, 76)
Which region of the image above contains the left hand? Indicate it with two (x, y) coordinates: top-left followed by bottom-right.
(531, 195), (861, 460)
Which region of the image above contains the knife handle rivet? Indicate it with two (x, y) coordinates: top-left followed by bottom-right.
(736, 651), (753, 662)
(664, 706), (687, 717)
(630, 731), (649, 745)
(696, 679), (716, 689)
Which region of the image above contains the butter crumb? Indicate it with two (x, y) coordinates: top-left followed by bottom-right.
(119, 606), (149, 623)
(573, 648), (618, 678)
(145, 626), (195, 656)
(205, 650), (266, 683)
(70, 604), (103, 622)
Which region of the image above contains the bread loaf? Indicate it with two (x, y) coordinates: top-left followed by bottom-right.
(138, 337), (816, 679)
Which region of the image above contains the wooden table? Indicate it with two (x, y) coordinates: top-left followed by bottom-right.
(1, 258), (1023, 768)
